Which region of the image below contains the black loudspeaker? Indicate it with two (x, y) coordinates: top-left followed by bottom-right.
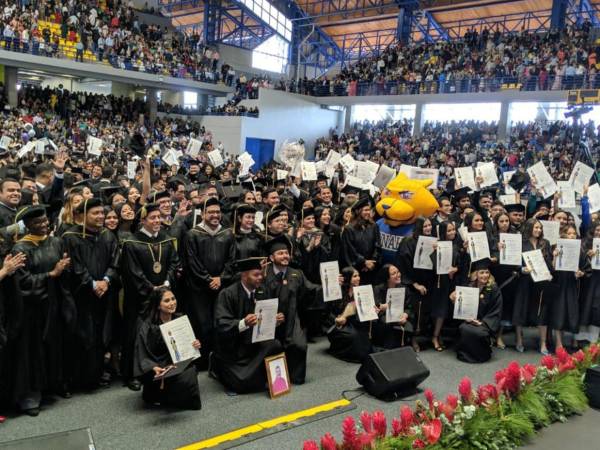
(584, 366), (600, 408)
(356, 347), (430, 400)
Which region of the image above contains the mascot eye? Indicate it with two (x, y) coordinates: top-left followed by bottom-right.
(399, 191), (414, 200)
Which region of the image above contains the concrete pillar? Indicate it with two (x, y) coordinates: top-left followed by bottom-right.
(343, 106), (352, 133)
(413, 103), (423, 137)
(197, 93), (209, 112)
(4, 66), (18, 108)
(147, 88), (157, 121)
(498, 100), (510, 142)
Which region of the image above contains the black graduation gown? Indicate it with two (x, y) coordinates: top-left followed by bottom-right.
(9, 237), (74, 403)
(120, 230), (180, 380)
(395, 236), (435, 334)
(373, 284), (414, 348)
(232, 228), (264, 260)
(0, 202), (16, 228)
(213, 282), (283, 393)
(489, 232), (520, 323)
(62, 226), (119, 387)
(326, 296), (374, 363)
(183, 226), (234, 356)
(580, 246), (600, 327)
(549, 249), (586, 333)
(430, 240), (461, 319)
(294, 231), (335, 284)
(261, 266), (311, 384)
(341, 222), (381, 282)
(512, 239), (553, 327)
(456, 284), (503, 363)
(133, 316), (201, 410)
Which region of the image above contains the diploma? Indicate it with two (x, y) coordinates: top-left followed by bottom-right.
(527, 161), (557, 198)
(554, 238), (581, 272)
(353, 285), (378, 322)
(301, 161), (317, 181)
(159, 315), (201, 364)
(466, 231), (490, 262)
(87, 136), (103, 156)
(454, 167), (477, 191)
(207, 149), (224, 168)
(385, 288), (405, 323)
(186, 138), (202, 157)
(539, 220), (560, 246)
(435, 241), (453, 275)
(372, 164), (396, 189)
(453, 286), (479, 321)
(476, 162), (499, 188)
(557, 181), (576, 209)
(276, 169), (289, 180)
(503, 170), (517, 194)
(320, 261), (342, 302)
(252, 298), (279, 343)
(591, 238), (600, 270)
(498, 233), (522, 266)
(522, 249), (552, 282)
(339, 154), (356, 173)
(569, 161), (594, 195)
(325, 150), (341, 168)
(499, 194), (519, 206)
(354, 161), (377, 184)
(127, 160), (137, 179)
(413, 235), (438, 270)
(587, 183), (600, 214)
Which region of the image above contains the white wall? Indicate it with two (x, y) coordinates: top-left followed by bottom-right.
(196, 116), (244, 158)
(217, 44), (289, 79)
(241, 88), (341, 158)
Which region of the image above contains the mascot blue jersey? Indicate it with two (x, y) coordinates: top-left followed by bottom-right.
(376, 218), (414, 264)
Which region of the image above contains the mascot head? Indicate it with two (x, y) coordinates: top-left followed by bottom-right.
(376, 173), (439, 227)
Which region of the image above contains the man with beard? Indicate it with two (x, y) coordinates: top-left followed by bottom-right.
(213, 257), (283, 393)
(0, 178), (22, 228)
(120, 203), (180, 390)
(62, 198), (119, 391)
(505, 203), (526, 232)
(183, 197), (233, 366)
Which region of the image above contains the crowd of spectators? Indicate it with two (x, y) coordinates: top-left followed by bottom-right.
(209, 101), (259, 117)
(277, 21), (600, 97)
(314, 118), (600, 189)
(0, 0), (227, 83)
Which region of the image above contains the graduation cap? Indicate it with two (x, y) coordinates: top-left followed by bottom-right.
(139, 202), (161, 218)
(535, 198), (552, 211)
(508, 171), (530, 193)
(265, 234), (292, 254)
(167, 175), (186, 191)
(341, 184), (361, 196)
(203, 197), (221, 209)
(0, 147), (9, 157)
(451, 187), (471, 204)
(71, 167), (84, 175)
(505, 203), (526, 214)
(471, 257), (492, 272)
(16, 204), (48, 223)
(72, 179), (93, 189)
(234, 257), (265, 273)
(236, 203), (257, 216)
(479, 189), (496, 200)
(317, 173), (329, 182)
(216, 182), (243, 201)
(188, 159), (200, 166)
(74, 197), (103, 214)
(266, 205), (287, 223)
(298, 207), (315, 222)
(100, 185), (124, 203)
(128, 133), (146, 158)
(147, 190), (170, 203)
(351, 196), (372, 212)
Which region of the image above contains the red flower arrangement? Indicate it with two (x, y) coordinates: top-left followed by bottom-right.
(303, 344), (600, 450)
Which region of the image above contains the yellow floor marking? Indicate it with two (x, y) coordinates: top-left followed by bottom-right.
(177, 398), (351, 450)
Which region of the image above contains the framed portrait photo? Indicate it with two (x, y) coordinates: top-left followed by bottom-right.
(264, 353), (291, 398)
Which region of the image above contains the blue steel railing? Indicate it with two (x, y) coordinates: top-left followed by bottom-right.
(275, 74), (598, 97)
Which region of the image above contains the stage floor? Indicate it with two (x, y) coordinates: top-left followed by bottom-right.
(0, 331), (593, 450)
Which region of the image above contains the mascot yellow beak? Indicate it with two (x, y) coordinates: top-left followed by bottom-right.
(376, 173), (439, 225)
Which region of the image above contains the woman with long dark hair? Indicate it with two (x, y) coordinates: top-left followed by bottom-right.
(451, 258), (502, 363)
(373, 264), (414, 349)
(394, 216), (435, 352)
(315, 205), (341, 265)
(327, 267), (374, 362)
(133, 287), (201, 410)
(490, 212), (520, 349)
(231, 203), (264, 260)
(430, 220), (460, 351)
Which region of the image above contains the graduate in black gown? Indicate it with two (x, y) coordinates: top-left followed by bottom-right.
(262, 235), (315, 384)
(213, 257), (284, 394)
(548, 224), (586, 350)
(576, 221), (600, 345)
(373, 264), (414, 349)
(62, 198), (119, 390)
(394, 217), (435, 352)
(489, 212), (520, 349)
(9, 206), (72, 416)
(183, 197), (233, 364)
(341, 197), (381, 284)
(452, 258), (502, 363)
(134, 287), (201, 410)
(120, 203), (180, 390)
(430, 221), (460, 351)
(327, 267), (374, 363)
(231, 203), (264, 260)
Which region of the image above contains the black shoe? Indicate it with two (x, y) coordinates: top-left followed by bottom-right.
(127, 379), (142, 391)
(24, 408), (40, 417)
(59, 383), (72, 399)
